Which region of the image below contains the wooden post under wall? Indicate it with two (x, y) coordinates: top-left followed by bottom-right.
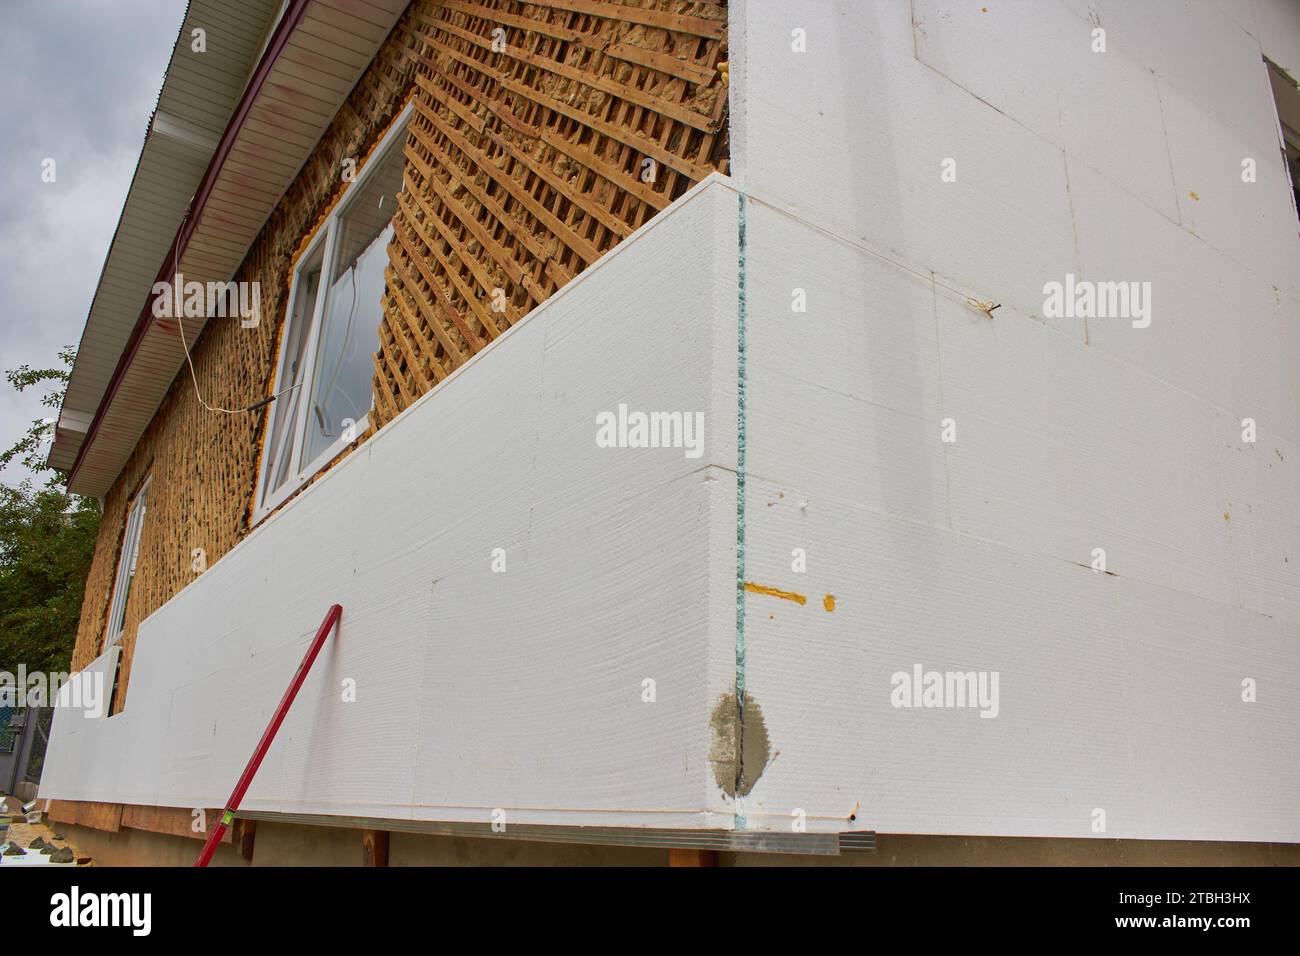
(232, 819), (257, 862)
(362, 829), (389, 867)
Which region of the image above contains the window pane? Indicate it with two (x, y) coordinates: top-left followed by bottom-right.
(304, 145), (404, 463)
(262, 252), (322, 500)
(105, 480), (149, 649)
(1284, 124), (1300, 220)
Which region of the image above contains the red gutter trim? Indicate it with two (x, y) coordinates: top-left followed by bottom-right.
(67, 0), (315, 491)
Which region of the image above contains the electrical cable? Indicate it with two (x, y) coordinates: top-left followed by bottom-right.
(169, 211), (301, 414)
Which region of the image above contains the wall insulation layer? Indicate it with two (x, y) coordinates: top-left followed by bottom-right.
(723, 0), (1300, 841)
(45, 0), (1300, 843)
(42, 178), (741, 829)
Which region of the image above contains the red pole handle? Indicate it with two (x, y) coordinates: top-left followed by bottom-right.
(195, 604), (342, 866)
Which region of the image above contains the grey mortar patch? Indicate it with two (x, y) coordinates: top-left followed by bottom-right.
(709, 689), (771, 797)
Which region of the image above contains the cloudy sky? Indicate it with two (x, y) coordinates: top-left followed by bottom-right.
(0, 0), (184, 486)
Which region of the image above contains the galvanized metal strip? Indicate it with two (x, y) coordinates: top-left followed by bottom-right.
(235, 809), (873, 856)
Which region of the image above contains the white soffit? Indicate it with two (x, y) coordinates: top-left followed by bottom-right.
(56, 0), (411, 497)
(51, 0), (284, 475)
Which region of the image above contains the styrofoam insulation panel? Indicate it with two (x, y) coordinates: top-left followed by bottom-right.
(723, 0), (1298, 840)
(737, 198), (1299, 840)
(1251, 0), (1300, 78)
(41, 177), (743, 830)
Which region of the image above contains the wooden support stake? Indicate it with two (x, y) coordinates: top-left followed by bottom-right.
(232, 819), (257, 862)
(362, 828), (390, 867)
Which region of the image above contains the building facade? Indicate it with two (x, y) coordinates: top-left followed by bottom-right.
(40, 0), (1300, 865)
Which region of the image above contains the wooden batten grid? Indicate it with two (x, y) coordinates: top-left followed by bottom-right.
(371, 0), (729, 427)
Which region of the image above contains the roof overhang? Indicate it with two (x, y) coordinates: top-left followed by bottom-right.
(53, 0), (410, 497)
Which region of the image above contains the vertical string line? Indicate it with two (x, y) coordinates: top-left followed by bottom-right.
(734, 190), (748, 827)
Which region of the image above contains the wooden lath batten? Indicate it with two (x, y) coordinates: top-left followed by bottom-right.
(371, 0), (729, 427)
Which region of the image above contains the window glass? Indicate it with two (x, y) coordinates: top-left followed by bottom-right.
(105, 478), (150, 651)
(1283, 123), (1300, 219)
(304, 146), (404, 463)
(262, 247), (322, 500)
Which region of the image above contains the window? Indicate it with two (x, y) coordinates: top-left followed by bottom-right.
(255, 104), (412, 520)
(104, 476), (150, 654)
(1267, 59), (1300, 224)
(1282, 121), (1300, 219)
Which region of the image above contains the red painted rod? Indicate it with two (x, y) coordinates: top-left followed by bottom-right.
(195, 604), (342, 867)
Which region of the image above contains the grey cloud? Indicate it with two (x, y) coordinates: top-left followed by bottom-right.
(0, 0), (184, 486)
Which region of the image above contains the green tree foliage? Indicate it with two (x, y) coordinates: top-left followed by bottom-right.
(1, 345), (76, 481)
(0, 348), (101, 675)
(0, 483), (100, 674)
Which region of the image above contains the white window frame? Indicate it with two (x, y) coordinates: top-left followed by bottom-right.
(252, 103), (413, 525)
(103, 475), (151, 654)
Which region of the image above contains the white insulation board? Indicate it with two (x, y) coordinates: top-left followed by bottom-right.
(725, 0), (1300, 841)
(41, 178), (741, 830)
